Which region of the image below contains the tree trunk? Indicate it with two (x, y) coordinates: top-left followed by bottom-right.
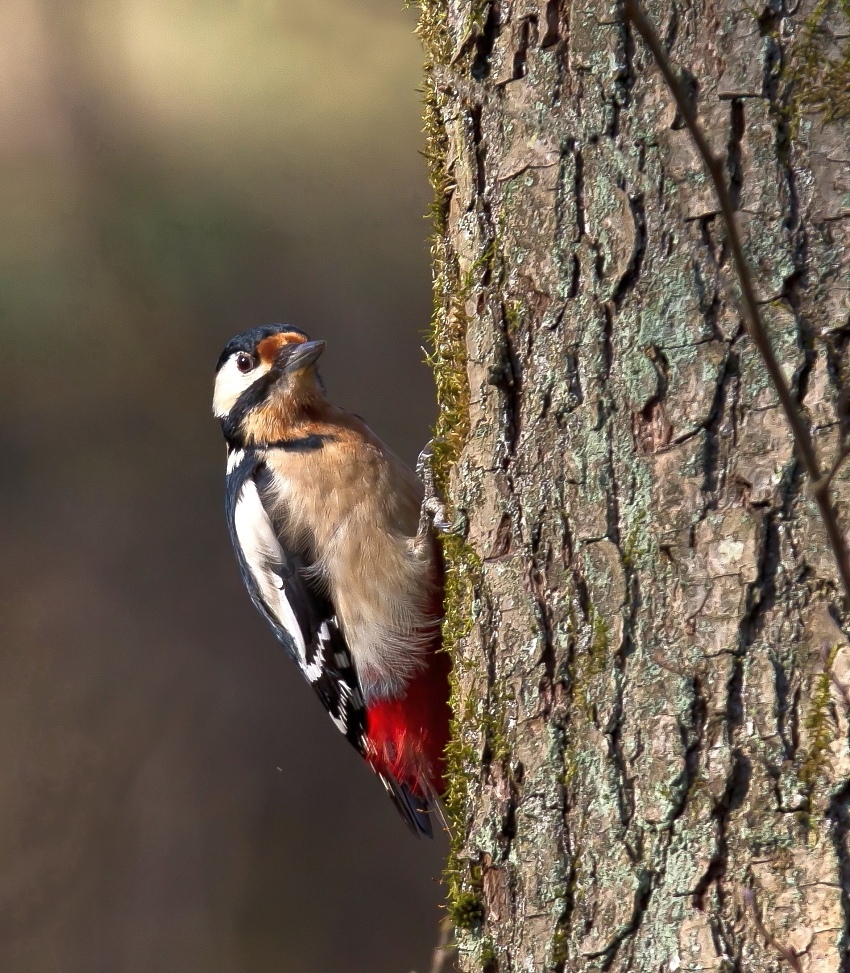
(420, 1), (850, 970)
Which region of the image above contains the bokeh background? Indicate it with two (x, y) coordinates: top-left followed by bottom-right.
(0, 1), (445, 970)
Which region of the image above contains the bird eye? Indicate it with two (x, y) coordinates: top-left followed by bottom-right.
(235, 353), (254, 373)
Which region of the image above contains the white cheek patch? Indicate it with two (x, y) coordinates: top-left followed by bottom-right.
(213, 356), (272, 419)
(233, 479), (307, 659)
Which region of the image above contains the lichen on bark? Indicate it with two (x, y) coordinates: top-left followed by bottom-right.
(419, 0), (850, 970)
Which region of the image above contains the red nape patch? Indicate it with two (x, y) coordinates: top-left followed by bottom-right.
(365, 648), (452, 797)
(256, 331), (306, 364)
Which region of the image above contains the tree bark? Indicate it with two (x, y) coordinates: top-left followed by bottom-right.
(420, 1), (850, 970)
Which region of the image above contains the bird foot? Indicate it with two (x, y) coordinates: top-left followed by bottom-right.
(416, 440), (453, 536)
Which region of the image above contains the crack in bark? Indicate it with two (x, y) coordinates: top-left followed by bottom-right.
(700, 350), (738, 502)
(611, 189), (647, 305)
(573, 142), (586, 239)
(826, 780), (850, 970)
(692, 749), (751, 910)
(471, 103), (489, 203)
(826, 328), (850, 445)
(511, 17), (535, 82)
(529, 519), (558, 712)
(770, 647), (798, 763)
(672, 676), (709, 823)
(472, 2), (500, 81)
(486, 299), (521, 458)
(726, 99), (745, 213)
(603, 430), (640, 850)
(541, 0), (561, 49)
(590, 668), (707, 971)
(591, 868), (655, 971)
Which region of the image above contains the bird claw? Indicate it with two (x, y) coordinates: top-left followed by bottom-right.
(415, 438), (445, 486)
(416, 439), (455, 536)
(423, 495), (452, 534)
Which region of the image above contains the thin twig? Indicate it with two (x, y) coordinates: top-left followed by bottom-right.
(742, 887), (803, 973)
(410, 918), (457, 973)
(814, 440), (850, 496)
(623, 0), (850, 606)
(429, 918), (458, 973)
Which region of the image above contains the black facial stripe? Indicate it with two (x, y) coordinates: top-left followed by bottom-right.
(259, 434), (335, 452)
(219, 367), (282, 443)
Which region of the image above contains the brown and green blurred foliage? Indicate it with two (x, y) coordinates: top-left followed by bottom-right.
(0, 1), (447, 971)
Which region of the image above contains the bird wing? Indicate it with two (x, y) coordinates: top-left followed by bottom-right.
(225, 449), (435, 837)
(225, 451), (366, 751)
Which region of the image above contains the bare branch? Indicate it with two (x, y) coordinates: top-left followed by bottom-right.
(813, 440), (850, 498)
(429, 918), (457, 973)
(623, 0), (850, 606)
(742, 887), (803, 973)
(410, 919), (457, 973)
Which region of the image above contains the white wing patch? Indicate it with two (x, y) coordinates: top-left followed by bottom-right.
(301, 622), (331, 683)
(233, 479), (307, 659)
(226, 448), (246, 474)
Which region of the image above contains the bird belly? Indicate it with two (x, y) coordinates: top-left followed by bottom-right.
(263, 457), (439, 699)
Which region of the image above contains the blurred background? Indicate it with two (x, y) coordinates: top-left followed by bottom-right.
(0, 1), (444, 971)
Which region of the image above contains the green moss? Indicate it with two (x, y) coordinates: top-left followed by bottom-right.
(479, 938), (496, 969)
(796, 643), (840, 835)
(785, 0), (850, 125)
(505, 298), (523, 334)
(590, 609), (610, 664)
(622, 509), (651, 569)
(549, 922), (568, 969)
(442, 536), (482, 781)
(449, 889), (486, 931)
(483, 681), (511, 765)
(416, 0), (490, 939)
(562, 750), (578, 789)
(416, 0), (466, 495)
(440, 540), (487, 939)
(438, 556), (485, 933)
(570, 606), (612, 718)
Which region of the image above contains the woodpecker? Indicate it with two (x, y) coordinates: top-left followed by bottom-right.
(213, 324), (451, 836)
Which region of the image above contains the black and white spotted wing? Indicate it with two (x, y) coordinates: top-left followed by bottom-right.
(224, 448), (366, 751)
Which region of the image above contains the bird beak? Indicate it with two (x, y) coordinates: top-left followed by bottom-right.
(283, 339), (326, 373)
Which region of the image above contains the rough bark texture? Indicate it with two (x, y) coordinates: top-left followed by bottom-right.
(421, 1), (850, 970)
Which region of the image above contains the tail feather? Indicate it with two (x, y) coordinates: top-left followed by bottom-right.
(364, 646), (451, 837)
(379, 774), (434, 838)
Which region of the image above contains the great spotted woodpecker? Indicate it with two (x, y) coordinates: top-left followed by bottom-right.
(213, 324), (450, 836)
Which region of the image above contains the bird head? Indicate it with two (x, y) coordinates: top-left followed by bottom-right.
(213, 324), (326, 445)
